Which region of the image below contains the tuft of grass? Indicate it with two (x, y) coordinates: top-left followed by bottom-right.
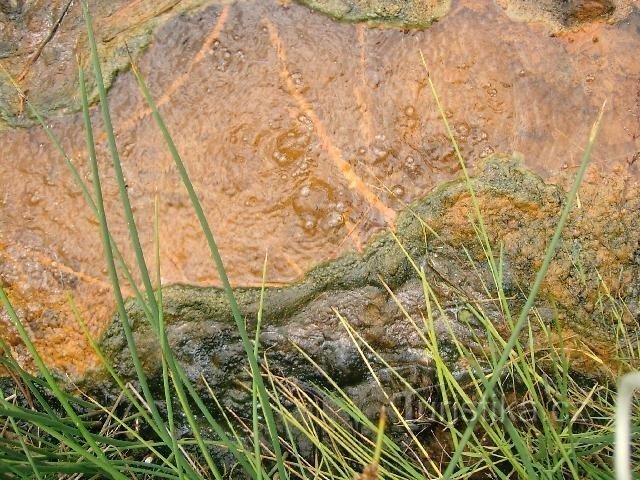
(419, 50), (608, 479)
(0, 7), (638, 479)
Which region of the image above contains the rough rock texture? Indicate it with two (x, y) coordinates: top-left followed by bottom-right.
(3, 0), (639, 378)
(295, 0), (451, 27)
(0, 0), (212, 129)
(88, 158), (640, 415)
(1, 0), (636, 130)
(496, 0), (635, 30)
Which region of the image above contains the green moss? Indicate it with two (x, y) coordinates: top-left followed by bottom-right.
(295, 0), (451, 27)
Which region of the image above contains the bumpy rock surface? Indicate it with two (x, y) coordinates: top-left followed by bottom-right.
(1, 0), (636, 131)
(89, 158), (640, 415)
(295, 0), (451, 27)
(0, 0), (211, 129)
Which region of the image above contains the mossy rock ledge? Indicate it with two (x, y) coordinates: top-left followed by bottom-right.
(294, 0), (451, 27)
(85, 157), (640, 417)
(496, 0), (635, 31)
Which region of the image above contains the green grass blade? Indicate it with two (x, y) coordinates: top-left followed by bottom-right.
(78, 54), (176, 456)
(253, 253), (270, 480)
(81, 7), (256, 475)
(442, 103), (606, 478)
(503, 414), (538, 479)
(80, 38), (217, 480)
(153, 198), (188, 480)
(8, 417), (44, 480)
(419, 51), (499, 294)
(82, 1), (158, 318)
(130, 58), (287, 479)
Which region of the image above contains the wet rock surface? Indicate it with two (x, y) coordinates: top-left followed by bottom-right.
(88, 158), (640, 414)
(2, 0), (640, 376)
(0, 0), (210, 129)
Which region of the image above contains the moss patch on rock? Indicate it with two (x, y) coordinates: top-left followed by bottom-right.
(295, 0), (451, 27)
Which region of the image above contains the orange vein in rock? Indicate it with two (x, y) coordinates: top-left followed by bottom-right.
(265, 19), (396, 228)
(117, 4), (230, 134)
(33, 250), (130, 293)
(153, 4), (230, 108)
(281, 252), (305, 277)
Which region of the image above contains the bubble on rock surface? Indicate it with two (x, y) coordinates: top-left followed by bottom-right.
(404, 105), (417, 118)
(325, 211), (344, 229)
(292, 178), (340, 233)
(272, 128), (312, 166)
(391, 185), (405, 198)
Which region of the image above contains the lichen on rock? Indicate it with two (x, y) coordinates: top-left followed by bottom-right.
(295, 0), (451, 27)
(0, 0), (213, 130)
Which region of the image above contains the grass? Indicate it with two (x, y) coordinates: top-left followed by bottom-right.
(1, 3), (639, 478)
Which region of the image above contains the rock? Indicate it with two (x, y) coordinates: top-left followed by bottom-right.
(0, 0), (213, 130)
(295, 0), (451, 27)
(566, 0), (616, 24)
(84, 157), (640, 415)
(4, 0), (638, 379)
(0, 0), (635, 131)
